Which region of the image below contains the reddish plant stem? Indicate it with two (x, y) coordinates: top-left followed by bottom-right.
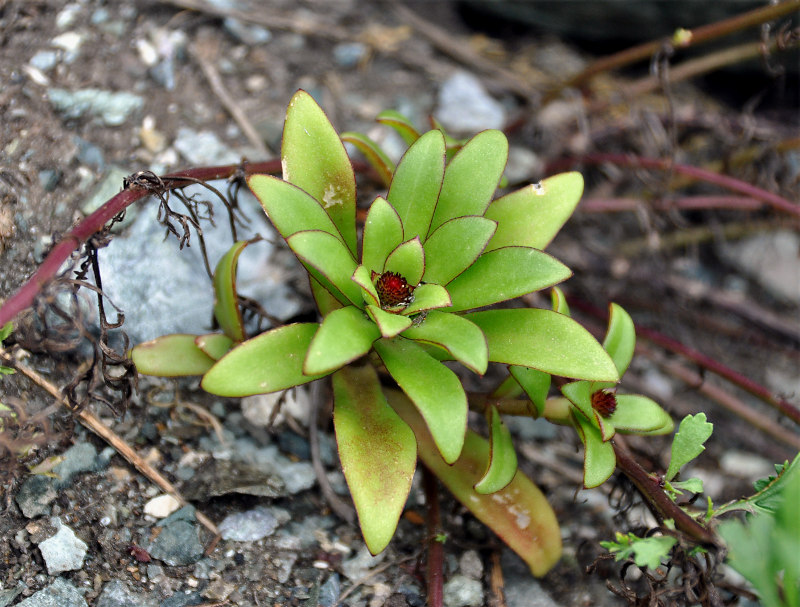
(612, 438), (720, 547)
(0, 160), (283, 327)
(422, 465), (444, 607)
(568, 297), (800, 427)
(547, 153), (800, 219)
(579, 195), (765, 213)
(548, 0), (800, 99)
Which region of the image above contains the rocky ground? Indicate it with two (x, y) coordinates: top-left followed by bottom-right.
(1, 1), (798, 606)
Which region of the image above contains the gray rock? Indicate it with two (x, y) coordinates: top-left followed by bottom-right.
(38, 169), (61, 192)
(333, 42), (367, 68)
(458, 550), (483, 580)
(719, 230), (800, 305)
(435, 71), (506, 135)
(55, 4), (82, 29)
(80, 167), (137, 228)
(52, 442), (98, 487)
(47, 88), (144, 126)
(148, 520), (203, 566)
(96, 580), (158, 607)
(443, 574), (483, 607)
(223, 18), (271, 45)
(95, 187), (301, 344)
(173, 128), (241, 166)
(218, 506), (281, 541)
(318, 573), (341, 607)
(342, 544), (386, 581)
(0, 582), (24, 607)
(15, 578), (87, 607)
(73, 136), (106, 169)
(30, 50), (59, 72)
(160, 591), (206, 607)
(501, 549), (562, 607)
(38, 519), (88, 574)
(16, 474), (58, 518)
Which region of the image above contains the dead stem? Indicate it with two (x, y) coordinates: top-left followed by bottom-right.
(547, 0), (800, 100)
(0, 347), (219, 536)
(190, 36), (273, 159)
(548, 153), (800, 219)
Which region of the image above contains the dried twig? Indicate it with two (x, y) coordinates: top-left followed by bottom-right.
(392, 3), (537, 100)
(548, 153), (800, 219)
(0, 347), (219, 535)
(189, 37), (272, 159)
(547, 0), (800, 100)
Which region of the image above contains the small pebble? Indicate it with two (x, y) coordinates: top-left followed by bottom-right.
(143, 494), (182, 518)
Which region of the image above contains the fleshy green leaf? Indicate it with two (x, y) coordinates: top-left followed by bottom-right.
(0, 321), (14, 341)
(287, 230), (361, 306)
(131, 334), (215, 377)
(603, 304), (636, 379)
(201, 323), (328, 396)
(428, 130), (508, 233)
(352, 264), (380, 307)
(573, 410), (617, 488)
(341, 131), (395, 187)
(474, 405), (518, 494)
(387, 389), (562, 576)
(465, 309), (619, 381)
(666, 413), (713, 482)
(248, 174), (343, 242)
(376, 109), (421, 145)
(484, 172), (584, 251)
(310, 275), (343, 317)
(448, 248), (572, 312)
(195, 333), (234, 361)
(367, 305), (413, 338)
(213, 240), (252, 342)
(601, 532), (677, 570)
(387, 129), (446, 241)
(383, 237), (425, 286)
(509, 366), (551, 417)
(361, 197), (404, 274)
(304, 306), (380, 375)
(561, 380), (614, 441)
(551, 286), (570, 316)
(374, 337), (467, 464)
(422, 216), (496, 285)
(610, 395), (673, 435)
(402, 283), (451, 316)
(333, 364), (417, 555)
(282, 90), (357, 256)
(401, 310), (488, 374)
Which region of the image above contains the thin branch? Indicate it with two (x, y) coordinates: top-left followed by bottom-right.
(578, 195), (765, 214)
(189, 38), (273, 159)
(612, 437), (720, 547)
(392, 3), (537, 99)
(547, 0), (800, 99)
(548, 153), (800, 219)
(0, 347), (219, 535)
(0, 160), (281, 328)
(422, 465), (444, 607)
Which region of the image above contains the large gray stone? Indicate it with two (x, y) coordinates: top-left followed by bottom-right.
(15, 578), (87, 607)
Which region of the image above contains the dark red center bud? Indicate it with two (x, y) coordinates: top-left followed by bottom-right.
(591, 389), (618, 417)
(374, 271), (415, 310)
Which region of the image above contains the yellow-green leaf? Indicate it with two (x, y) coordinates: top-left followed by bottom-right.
(333, 364), (417, 555)
(282, 90), (357, 256)
(201, 323), (328, 396)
